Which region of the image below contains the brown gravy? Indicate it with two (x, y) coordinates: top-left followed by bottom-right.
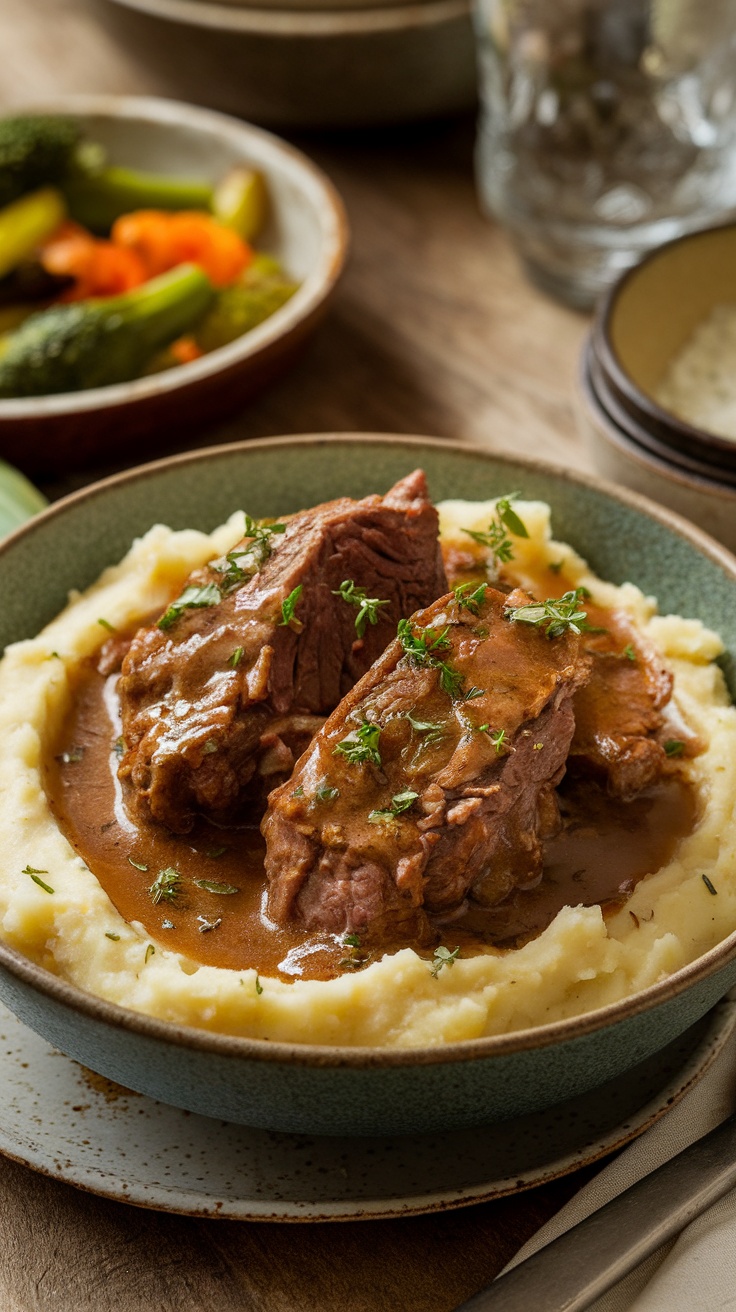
(44, 660), (699, 980)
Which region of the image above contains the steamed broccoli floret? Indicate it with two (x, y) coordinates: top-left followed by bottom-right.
(195, 257), (298, 353)
(0, 116), (85, 209)
(0, 263), (214, 397)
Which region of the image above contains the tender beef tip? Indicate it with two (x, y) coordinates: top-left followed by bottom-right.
(262, 586), (591, 945)
(117, 470), (448, 832)
(568, 602), (681, 798)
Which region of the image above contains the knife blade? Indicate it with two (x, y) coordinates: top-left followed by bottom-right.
(453, 1110), (736, 1312)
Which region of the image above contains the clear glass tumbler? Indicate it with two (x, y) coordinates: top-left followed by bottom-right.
(474, 0), (736, 307)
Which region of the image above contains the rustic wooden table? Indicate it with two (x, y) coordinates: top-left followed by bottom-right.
(1, 4), (596, 1308)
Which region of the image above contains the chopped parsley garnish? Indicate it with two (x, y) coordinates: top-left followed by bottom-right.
(128, 857), (149, 872)
(197, 915), (222, 933)
(623, 644), (637, 662)
(255, 973), (264, 995)
(334, 720), (382, 767)
(228, 646), (244, 669)
(158, 582), (222, 630)
(369, 789), (419, 823)
(398, 619), (464, 700)
(194, 878), (239, 895)
(105, 932), (120, 941)
(489, 728), (506, 754)
(452, 582), (487, 615)
(56, 747), (83, 764)
(405, 712), (444, 744)
(340, 933), (367, 970)
(664, 739), (685, 758)
(24, 866), (53, 894)
(463, 686), (485, 701)
(316, 781), (340, 803)
(114, 736), (125, 758)
(702, 874), (717, 895)
(279, 584), (303, 628)
(333, 579), (391, 638)
(430, 945), (460, 977)
(211, 515), (286, 592)
(292, 785), (304, 798)
(505, 588), (589, 639)
(149, 867), (183, 905)
(145, 944), (155, 964)
(462, 494), (529, 565)
(97, 617), (116, 632)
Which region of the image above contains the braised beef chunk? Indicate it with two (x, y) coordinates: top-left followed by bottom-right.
(117, 470), (447, 832)
(568, 604), (677, 798)
(262, 586), (591, 944)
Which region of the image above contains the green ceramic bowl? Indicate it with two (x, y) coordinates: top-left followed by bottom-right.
(0, 433), (735, 1137)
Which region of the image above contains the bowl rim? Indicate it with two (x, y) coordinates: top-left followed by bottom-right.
(110, 0), (471, 37)
(0, 95), (349, 419)
(593, 218), (736, 473)
(2, 430), (736, 1069)
(578, 339), (736, 502)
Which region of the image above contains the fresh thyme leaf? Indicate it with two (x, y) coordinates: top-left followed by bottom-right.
(339, 932), (367, 970)
(292, 785), (304, 798)
(333, 579), (391, 638)
(279, 584), (303, 628)
(128, 857), (149, 872)
(194, 878), (239, 895)
(316, 781), (340, 803)
(204, 846), (228, 859)
(489, 728), (506, 754)
(334, 720), (382, 767)
(437, 661), (464, 698)
(97, 617), (116, 632)
(462, 494), (528, 565)
(430, 945), (460, 977)
(212, 515), (287, 592)
(623, 644), (637, 662)
(158, 581), (222, 630)
(105, 932), (120, 941)
(664, 739), (685, 758)
(149, 867), (183, 905)
(369, 789), (419, 823)
(255, 973), (264, 995)
(113, 736), (125, 758)
(405, 712), (444, 744)
(505, 589), (589, 639)
(453, 582), (487, 615)
(145, 944), (155, 964)
(197, 915), (222, 933)
(398, 620), (464, 701)
(463, 686), (485, 701)
(56, 747), (83, 764)
(702, 874), (718, 895)
(228, 646), (244, 669)
(344, 934), (362, 948)
(24, 866), (54, 894)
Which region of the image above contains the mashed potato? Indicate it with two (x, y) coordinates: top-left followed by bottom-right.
(0, 499), (734, 1048)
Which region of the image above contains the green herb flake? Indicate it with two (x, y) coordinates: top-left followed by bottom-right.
(316, 781), (340, 803)
(97, 617), (116, 633)
(157, 581), (222, 631)
(291, 785), (304, 798)
(149, 867), (183, 905)
(339, 933), (367, 970)
(623, 644), (637, 662)
(128, 857), (149, 872)
(145, 944), (155, 964)
(490, 728), (506, 754)
(405, 712), (444, 744)
(333, 579), (391, 638)
(228, 646), (244, 669)
(453, 582), (488, 615)
(194, 878), (239, 895)
(113, 736), (125, 758)
(25, 866), (54, 894)
(369, 789), (419, 823)
(105, 932), (120, 942)
(255, 973), (264, 995)
(505, 589), (589, 639)
(334, 720), (382, 767)
(398, 620), (464, 701)
(212, 515), (286, 592)
(702, 874), (718, 895)
(462, 494), (529, 565)
(430, 945), (460, 978)
(463, 686), (485, 701)
(56, 746), (84, 764)
(664, 739), (685, 758)
(279, 584), (303, 628)
(204, 846), (228, 859)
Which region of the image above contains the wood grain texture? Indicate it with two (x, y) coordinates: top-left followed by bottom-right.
(0, 5), (596, 1308)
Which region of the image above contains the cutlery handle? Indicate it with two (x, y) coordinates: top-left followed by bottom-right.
(454, 1111), (736, 1312)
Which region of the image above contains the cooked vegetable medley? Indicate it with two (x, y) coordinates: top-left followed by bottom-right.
(0, 115), (299, 397)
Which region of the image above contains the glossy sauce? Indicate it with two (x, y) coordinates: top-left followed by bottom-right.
(45, 658), (698, 979)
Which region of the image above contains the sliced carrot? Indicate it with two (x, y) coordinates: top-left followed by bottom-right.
(170, 335), (204, 364)
(40, 220), (147, 299)
(111, 210), (251, 287)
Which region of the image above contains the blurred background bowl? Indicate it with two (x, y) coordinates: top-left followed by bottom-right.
(2, 433), (736, 1135)
(0, 96), (348, 477)
(101, 0), (477, 128)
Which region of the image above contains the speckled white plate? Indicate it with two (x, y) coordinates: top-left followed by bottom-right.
(1, 995), (734, 1222)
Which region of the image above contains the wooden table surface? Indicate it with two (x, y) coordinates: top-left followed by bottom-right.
(1, 5), (596, 1308)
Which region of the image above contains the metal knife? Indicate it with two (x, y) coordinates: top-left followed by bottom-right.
(453, 1110), (736, 1312)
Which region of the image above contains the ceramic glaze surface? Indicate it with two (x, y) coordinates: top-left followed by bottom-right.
(0, 435), (735, 1135)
